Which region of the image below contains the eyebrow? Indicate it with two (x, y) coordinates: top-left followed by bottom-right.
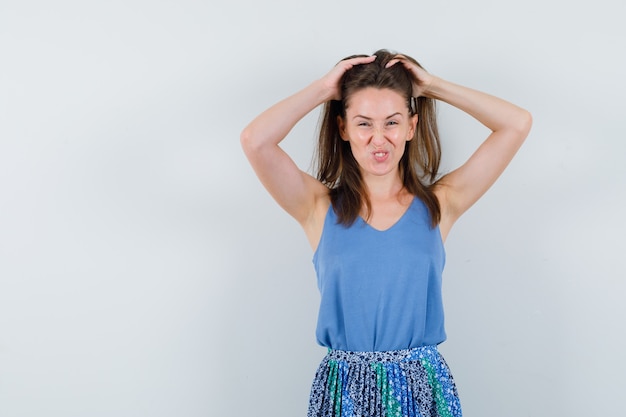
(352, 112), (403, 120)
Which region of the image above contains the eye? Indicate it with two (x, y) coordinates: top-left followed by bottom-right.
(357, 121), (371, 127)
(386, 120), (399, 126)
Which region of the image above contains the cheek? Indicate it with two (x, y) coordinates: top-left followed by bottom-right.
(387, 129), (405, 143)
(348, 128), (371, 143)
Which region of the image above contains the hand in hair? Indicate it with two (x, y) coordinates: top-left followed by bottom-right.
(386, 55), (437, 99)
(319, 55), (377, 101)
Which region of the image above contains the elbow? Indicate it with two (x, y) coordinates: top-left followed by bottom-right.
(504, 108), (532, 141)
(241, 125), (282, 158)
(518, 109), (533, 137)
(240, 126), (258, 156)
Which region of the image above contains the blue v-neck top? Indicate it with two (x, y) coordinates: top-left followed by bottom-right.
(312, 197), (446, 352)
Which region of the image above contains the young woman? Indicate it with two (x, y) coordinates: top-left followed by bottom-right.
(241, 49), (532, 417)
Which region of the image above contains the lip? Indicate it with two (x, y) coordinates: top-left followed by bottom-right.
(372, 150), (389, 162)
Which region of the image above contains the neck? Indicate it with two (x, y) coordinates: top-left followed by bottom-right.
(363, 172), (405, 201)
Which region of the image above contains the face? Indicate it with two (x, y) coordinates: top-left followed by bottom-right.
(338, 87), (418, 180)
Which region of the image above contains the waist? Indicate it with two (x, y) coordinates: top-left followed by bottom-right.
(325, 344), (440, 364)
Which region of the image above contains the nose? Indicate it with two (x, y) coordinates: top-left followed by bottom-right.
(371, 126), (386, 146)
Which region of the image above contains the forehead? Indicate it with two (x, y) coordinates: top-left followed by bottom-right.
(345, 87), (407, 116)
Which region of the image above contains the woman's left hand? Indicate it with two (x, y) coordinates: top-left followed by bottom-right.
(386, 55), (438, 98)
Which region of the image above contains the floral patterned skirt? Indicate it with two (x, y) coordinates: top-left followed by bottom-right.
(307, 345), (462, 417)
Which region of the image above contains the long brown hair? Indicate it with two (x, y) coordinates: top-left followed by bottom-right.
(315, 49), (442, 227)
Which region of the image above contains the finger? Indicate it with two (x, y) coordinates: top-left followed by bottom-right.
(342, 55), (377, 68)
(385, 59), (400, 68)
(356, 54), (377, 62)
(385, 54), (408, 68)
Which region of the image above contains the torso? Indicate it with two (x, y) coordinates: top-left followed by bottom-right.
(312, 194), (447, 351)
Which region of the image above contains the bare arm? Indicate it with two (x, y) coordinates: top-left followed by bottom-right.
(388, 57), (533, 238)
(240, 55), (376, 226)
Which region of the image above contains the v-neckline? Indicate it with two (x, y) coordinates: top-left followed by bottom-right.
(360, 197), (415, 232)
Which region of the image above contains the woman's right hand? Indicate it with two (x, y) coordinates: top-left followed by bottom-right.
(318, 55), (377, 101)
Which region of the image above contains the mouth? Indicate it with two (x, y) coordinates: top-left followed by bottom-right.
(372, 151), (389, 162)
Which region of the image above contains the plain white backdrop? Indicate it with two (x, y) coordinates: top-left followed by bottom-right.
(1, 0), (625, 416)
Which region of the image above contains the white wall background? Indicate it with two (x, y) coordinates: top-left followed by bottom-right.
(1, 0), (624, 416)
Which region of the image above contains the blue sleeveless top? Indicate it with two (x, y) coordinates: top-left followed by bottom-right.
(312, 197), (446, 352)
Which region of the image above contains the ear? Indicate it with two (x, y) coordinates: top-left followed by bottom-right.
(337, 115), (348, 141)
(407, 114), (418, 141)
